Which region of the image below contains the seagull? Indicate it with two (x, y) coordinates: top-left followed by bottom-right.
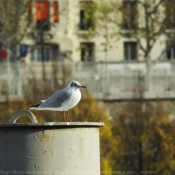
(29, 80), (86, 122)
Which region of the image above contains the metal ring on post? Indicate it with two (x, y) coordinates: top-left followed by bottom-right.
(9, 109), (38, 124)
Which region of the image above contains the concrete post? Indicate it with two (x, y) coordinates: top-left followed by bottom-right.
(0, 119), (103, 175)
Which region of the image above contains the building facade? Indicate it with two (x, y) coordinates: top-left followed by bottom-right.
(20, 0), (175, 63)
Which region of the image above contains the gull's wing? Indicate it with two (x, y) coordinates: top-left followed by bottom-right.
(39, 88), (71, 108)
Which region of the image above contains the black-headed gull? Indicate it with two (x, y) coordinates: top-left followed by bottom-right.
(29, 80), (86, 122)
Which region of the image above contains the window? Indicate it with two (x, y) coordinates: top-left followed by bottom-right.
(124, 42), (137, 60)
(166, 40), (175, 59)
(31, 44), (59, 62)
(79, 1), (94, 30)
(37, 48), (50, 61)
(53, 1), (59, 22)
(80, 43), (94, 61)
(165, 0), (175, 29)
(122, 0), (138, 30)
(35, 1), (50, 31)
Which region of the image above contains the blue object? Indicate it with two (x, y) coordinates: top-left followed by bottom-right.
(20, 44), (29, 56)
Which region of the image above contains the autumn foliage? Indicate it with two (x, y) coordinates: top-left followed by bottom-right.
(112, 100), (175, 175)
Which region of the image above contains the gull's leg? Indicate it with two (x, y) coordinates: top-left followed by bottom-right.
(67, 110), (71, 122)
(63, 111), (66, 122)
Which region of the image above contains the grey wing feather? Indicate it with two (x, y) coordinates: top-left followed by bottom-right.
(39, 89), (71, 108)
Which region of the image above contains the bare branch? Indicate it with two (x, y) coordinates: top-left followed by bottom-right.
(148, 0), (165, 15)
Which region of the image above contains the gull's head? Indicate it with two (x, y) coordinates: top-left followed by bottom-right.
(68, 80), (86, 89)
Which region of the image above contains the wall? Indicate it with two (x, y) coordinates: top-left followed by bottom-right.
(21, 0), (170, 63)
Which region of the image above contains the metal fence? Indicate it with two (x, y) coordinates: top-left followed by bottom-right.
(0, 61), (175, 100)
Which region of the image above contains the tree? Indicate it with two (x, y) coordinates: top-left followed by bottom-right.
(118, 0), (175, 60)
(94, 0), (120, 61)
(112, 100), (175, 174)
(0, 0), (33, 97)
(88, 0), (175, 61)
(0, 0), (33, 61)
(81, 0), (120, 61)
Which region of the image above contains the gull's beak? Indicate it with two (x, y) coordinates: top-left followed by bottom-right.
(80, 85), (86, 88)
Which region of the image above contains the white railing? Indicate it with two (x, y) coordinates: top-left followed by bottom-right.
(0, 61), (175, 100)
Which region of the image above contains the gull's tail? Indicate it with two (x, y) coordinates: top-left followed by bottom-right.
(29, 104), (41, 110)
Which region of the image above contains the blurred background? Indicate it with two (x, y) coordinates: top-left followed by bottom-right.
(0, 0), (175, 174)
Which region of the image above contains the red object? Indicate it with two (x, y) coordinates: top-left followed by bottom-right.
(35, 1), (50, 20)
(0, 50), (7, 59)
(53, 1), (59, 22)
